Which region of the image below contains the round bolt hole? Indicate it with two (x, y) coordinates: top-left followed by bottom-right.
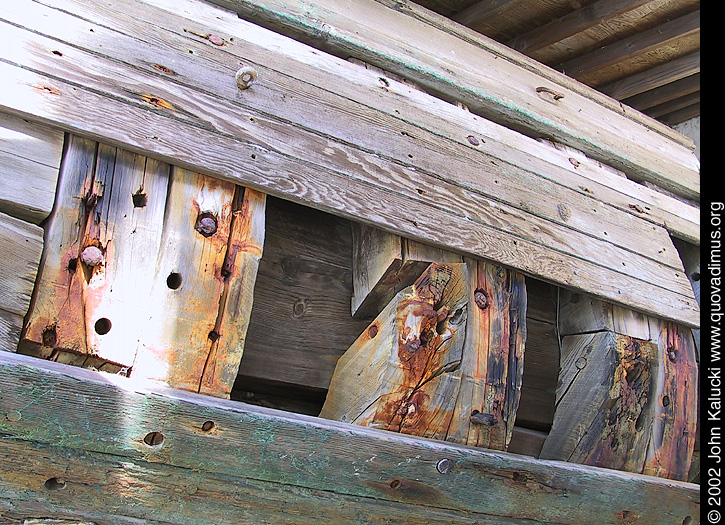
(94, 318), (112, 335)
(143, 431), (165, 447)
(67, 257), (78, 273)
(368, 324), (379, 338)
(389, 479), (401, 489)
(44, 477), (66, 491)
(167, 272), (183, 290)
(201, 421), (216, 432)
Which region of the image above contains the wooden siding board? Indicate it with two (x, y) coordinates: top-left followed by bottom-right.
(0, 351), (701, 524)
(0, 0), (699, 327)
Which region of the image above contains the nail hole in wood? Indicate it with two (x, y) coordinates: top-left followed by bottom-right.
(201, 421), (216, 432)
(389, 479), (401, 489)
(132, 190), (148, 208)
(52, 50), (63, 56)
(44, 477), (66, 491)
(167, 272), (183, 290)
(94, 318), (112, 335)
(67, 257), (78, 273)
(143, 431), (165, 447)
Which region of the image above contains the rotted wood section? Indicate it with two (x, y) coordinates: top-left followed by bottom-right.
(541, 291), (698, 481)
(0, 351), (700, 525)
(321, 227), (526, 451)
(19, 135), (265, 397)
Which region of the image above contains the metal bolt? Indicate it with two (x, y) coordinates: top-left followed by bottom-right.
(474, 290), (488, 309)
(236, 66), (258, 90)
(467, 135), (480, 146)
(436, 458), (452, 474)
(195, 213), (218, 237)
(80, 245), (104, 267)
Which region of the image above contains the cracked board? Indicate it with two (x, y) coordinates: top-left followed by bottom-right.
(19, 135), (265, 397)
(320, 260), (526, 450)
(541, 294), (698, 481)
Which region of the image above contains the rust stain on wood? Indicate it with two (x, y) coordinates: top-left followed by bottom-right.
(140, 94), (175, 110)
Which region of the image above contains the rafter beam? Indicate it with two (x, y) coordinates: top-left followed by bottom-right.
(623, 73), (700, 111)
(557, 10), (700, 82)
(507, 0), (650, 55)
(600, 51), (700, 100)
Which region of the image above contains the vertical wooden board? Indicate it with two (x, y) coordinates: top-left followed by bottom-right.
(80, 145), (170, 365)
(199, 188), (266, 397)
(322, 260), (526, 451)
(0, 212), (44, 350)
(21, 135), (97, 354)
(0, 112), (63, 224)
(644, 320), (698, 480)
(445, 260), (526, 450)
(133, 167), (237, 391)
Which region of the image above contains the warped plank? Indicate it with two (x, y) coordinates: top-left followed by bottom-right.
(0, 211), (43, 350)
(204, 0), (700, 200)
(0, 3), (699, 326)
(0, 351), (701, 524)
(0, 111), (63, 224)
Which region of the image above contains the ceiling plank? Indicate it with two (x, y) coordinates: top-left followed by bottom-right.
(661, 103), (700, 126)
(646, 91), (700, 119)
(599, 51), (700, 100)
(451, 0), (516, 26)
(557, 10), (700, 81)
(507, 0), (650, 55)
(623, 73), (700, 111)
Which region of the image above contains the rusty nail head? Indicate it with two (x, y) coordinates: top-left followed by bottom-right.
(436, 458), (452, 474)
(474, 290), (488, 309)
(467, 135), (480, 146)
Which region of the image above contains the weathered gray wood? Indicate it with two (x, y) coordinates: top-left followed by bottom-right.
(0, 112), (63, 224)
(206, 0), (700, 201)
(0, 211), (44, 350)
(541, 320), (698, 481)
(351, 224), (462, 318)
(0, 0), (700, 327)
(0, 351), (700, 524)
(240, 197), (372, 390)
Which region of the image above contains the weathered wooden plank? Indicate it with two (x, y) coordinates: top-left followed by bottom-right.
(352, 224), (462, 318)
(0, 211), (44, 350)
(0, 351), (700, 524)
(0, 111), (62, 224)
(198, 187), (266, 397)
(204, 0), (700, 200)
(240, 197), (370, 390)
(0, 439), (518, 525)
(322, 260), (526, 451)
(0, 3), (700, 327)
(540, 322), (697, 481)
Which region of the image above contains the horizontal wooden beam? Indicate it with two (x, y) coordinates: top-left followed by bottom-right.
(599, 51), (700, 101)
(0, 351), (701, 524)
(557, 10), (700, 83)
(206, 0), (700, 201)
(646, 92), (700, 120)
(451, 0), (515, 27)
(624, 74), (701, 111)
(661, 103), (701, 126)
(506, 0), (650, 55)
(0, 0), (699, 326)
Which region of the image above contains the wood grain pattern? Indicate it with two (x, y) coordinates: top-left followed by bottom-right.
(205, 0), (700, 200)
(0, 1), (699, 327)
(0, 111), (62, 224)
(0, 211), (44, 351)
(0, 351), (701, 524)
(21, 137), (265, 396)
(321, 260), (526, 451)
